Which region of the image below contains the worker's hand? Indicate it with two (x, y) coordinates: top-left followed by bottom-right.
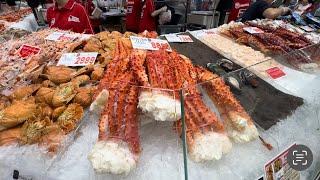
(160, 6), (168, 13)
(151, 6), (168, 17)
(281, 7), (291, 15)
(300, 0), (309, 5)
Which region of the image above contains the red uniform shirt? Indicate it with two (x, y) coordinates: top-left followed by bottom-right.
(76, 0), (94, 14)
(126, 0), (142, 33)
(139, 0), (156, 32)
(47, 0), (94, 34)
(228, 0), (250, 22)
(76, 0), (100, 30)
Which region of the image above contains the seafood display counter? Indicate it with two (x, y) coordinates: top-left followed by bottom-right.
(168, 32), (320, 179)
(179, 62), (320, 179)
(0, 28), (319, 180)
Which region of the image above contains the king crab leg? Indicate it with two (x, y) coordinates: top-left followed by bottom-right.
(138, 50), (182, 122)
(89, 72), (141, 175)
(195, 66), (259, 143)
(175, 93), (232, 162)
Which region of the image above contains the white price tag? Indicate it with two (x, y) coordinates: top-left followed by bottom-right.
(45, 32), (78, 41)
(165, 34), (182, 42)
(165, 34), (193, 43)
(178, 35), (193, 42)
(243, 27), (264, 34)
(194, 29), (217, 37)
(130, 36), (172, 51)
(300, 25), (314, 32)
(79, 34), (93, 40)
(204, 29), (217, 35)
(57, 52), (98, 67)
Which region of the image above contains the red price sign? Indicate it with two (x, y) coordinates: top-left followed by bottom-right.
(151, 41), (169, 50)
(57, 52), (98, 67)
(18, 44), (41, 58)
(266, 67), (286, 79)
(150, 39), (172, 51)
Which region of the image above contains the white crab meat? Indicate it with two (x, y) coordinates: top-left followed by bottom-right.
(0, 125), (5, 131)
(227, 114), (259, 143)
(88, 141), (137, 175)
(138, 91), (181, 122)
(89, 90), (109, 113)
(189, 132), (232, 163)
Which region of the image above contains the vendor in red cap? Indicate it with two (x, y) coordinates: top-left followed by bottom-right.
(47, 0), (94, 34)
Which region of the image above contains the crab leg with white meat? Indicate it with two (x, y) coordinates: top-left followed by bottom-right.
(89, 39), (141, 175)
(136, 50), (182, 122)
(172, 53), (232, 162)
(88, 72), (141, 175)
(195, 66), (259, 143)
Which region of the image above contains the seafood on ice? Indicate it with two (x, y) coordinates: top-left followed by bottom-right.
(0, 8), (32, 22)
(89, 35), (258, 175)
(89, 39), (141, 175)
(0, 29), (84, 95)
(136, 50), (181, 122)
(0, 63), (96, 152)
(217, 21), (317, 68)
(195, 67), (259, 143)
(0, 30), (143, 156)
(198, 33), (283, 78)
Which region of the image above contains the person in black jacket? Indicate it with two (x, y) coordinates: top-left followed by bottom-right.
(26, 0), (47, 22)
(302, 0), (315, 4)
(217, 0), (234, 25)
(5, 0), (16, 10)
(240, 0), (291, 22)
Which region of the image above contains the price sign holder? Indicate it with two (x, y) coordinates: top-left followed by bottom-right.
(18, 44), (41, 58)
(266, 67), (286, 79)
(243, 27), (264, 34)
(203, 29), (217, 35)
(178, 35), (193, 42)
(57, 52), (98, 67)
(130, 36), (172, 51)
(45, 32), (78, 41)
(264, 143), (299, 180)
(165, 34), (193, 43)
(300, 25), (314, 32)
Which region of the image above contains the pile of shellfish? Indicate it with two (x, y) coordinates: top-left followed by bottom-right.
(0, 65), (101, 152)
(0, 30), (140, 152)
(0, 30), (148, 152)
(0, 8), (32, 22)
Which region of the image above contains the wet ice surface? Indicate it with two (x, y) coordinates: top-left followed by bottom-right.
(0, 78), (320, 180)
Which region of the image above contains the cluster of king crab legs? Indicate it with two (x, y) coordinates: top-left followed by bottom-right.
(220, 22), (313, 67)
(88, 37), (259, 175)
